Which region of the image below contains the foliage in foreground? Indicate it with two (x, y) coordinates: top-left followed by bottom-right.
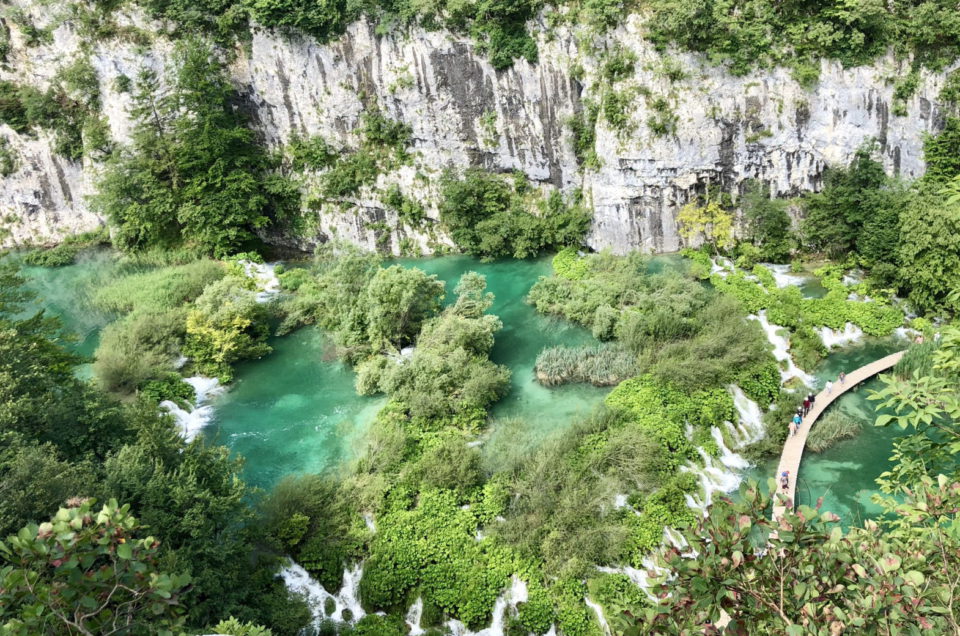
(0, 263), (309, 633)
(645, 479), (960, 632)
(0, 499), (191, 634)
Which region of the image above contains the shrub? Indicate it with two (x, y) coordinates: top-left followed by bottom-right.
(140, 372), (196, 406)
(94, 309), (187, 393)
(183, 278), (272, 381)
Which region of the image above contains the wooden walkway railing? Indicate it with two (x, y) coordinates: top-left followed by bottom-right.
(771, 350), (905, 521)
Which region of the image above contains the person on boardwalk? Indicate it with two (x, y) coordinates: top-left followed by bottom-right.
(808, 392), (816, 410)
(824, 380), (833, 394)
(792, 413), (801, 435)
(802, 395), (811, 416)
(839, 371), (846, 386)
(780, 471), (790, 491)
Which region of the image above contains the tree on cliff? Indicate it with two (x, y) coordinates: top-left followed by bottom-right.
(92, 40), (297, 258)
(677, 200), (734, 254)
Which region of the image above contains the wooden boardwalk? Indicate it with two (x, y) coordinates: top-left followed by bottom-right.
(771, 350), (905, 521)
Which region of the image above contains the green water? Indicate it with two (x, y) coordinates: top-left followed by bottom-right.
(206, 255), (610, 488)
(204, 329), (387, 489)
(16, 250), (907, 515)
(10, 249), (119, 379)
(747, 337), (907, 524)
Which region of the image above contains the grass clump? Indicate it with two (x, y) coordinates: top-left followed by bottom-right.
(94, 259), (226, 313)
(807, 410), (862, 453)
(93, 308), (187, 394)
(535, 344), (639, 386)
(21, 229), (111, 267)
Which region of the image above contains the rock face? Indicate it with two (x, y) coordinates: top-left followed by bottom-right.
(0, 4), (956, 252)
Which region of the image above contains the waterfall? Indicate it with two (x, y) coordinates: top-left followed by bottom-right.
(710, 256), (734, 278)
(894, 326), (921, 341)
(405, 598), (426, 636)
(597, 555), (667, 601)
(443, 576), (528, 636)
(584, 597), (612, 636)
(749, 311), (816, 387)
(763, 263), (807, 289)
(818, 323), (864, 349)
(710, 427), (750, 470)
(730, 386), (766, 445)
(280, 561), (366, 626)
(681, 449), (743, 516)
(159, 376), (224, 441)
(239, 260), (281, 303)
(842, 272), (862, 286)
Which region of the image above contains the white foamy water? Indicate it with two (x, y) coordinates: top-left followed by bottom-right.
(159, 376), (225, 441)
(764, 263), (807, 289)
(729, 386), (766, 446)
(584, 597), (612, 636)
(710, 256), (734, 278)
(239, 260), (281, 303)
(749, 311), (816, 387)
(711, 427), (750, 470)
(406, 598), (426, 636)
(842, 271), (862, 286)
(444, 576), (528, 636)
(597, 554), (667, 601)
(281, 561), (365, 627)
(681, 449), (743, 516)
(818, 323), (864, 349)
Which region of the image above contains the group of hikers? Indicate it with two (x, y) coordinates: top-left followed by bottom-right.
(782, 371), (850, 492)
(789, 371), (847, 437)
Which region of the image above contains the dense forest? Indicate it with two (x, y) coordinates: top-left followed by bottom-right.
(2, 0), (960, 634)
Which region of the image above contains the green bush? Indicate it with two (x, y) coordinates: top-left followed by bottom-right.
(319, 109), (411, 199)
(359, 489), (514, 626)
(183, 277), (272, 381)
(439, 169), (590, 258)
(140, 372), (196, 406)
(94, 309), (187, 393)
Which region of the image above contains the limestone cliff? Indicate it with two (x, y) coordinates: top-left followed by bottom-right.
(0, 3), (955, 253)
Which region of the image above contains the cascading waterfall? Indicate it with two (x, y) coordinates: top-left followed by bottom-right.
(709, 256), (734, 278)
(681, 449), (744, 515)
(680, 386), (766, 516)
(764, 263), (808, 288)
(239, 259), (282, 303)
(159, 376), (225, 441)
(894, 326), (921, 341)
(818, 323), (864, 349)
(730, 386), (766, 445)
(584, 597), (612, 636)
(443, 577), (528, 636)
(710, 427), (751, 471)
(405, 598), (426, 636)
(749, 311), (816, 387)
(280, 561), (366, 627)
